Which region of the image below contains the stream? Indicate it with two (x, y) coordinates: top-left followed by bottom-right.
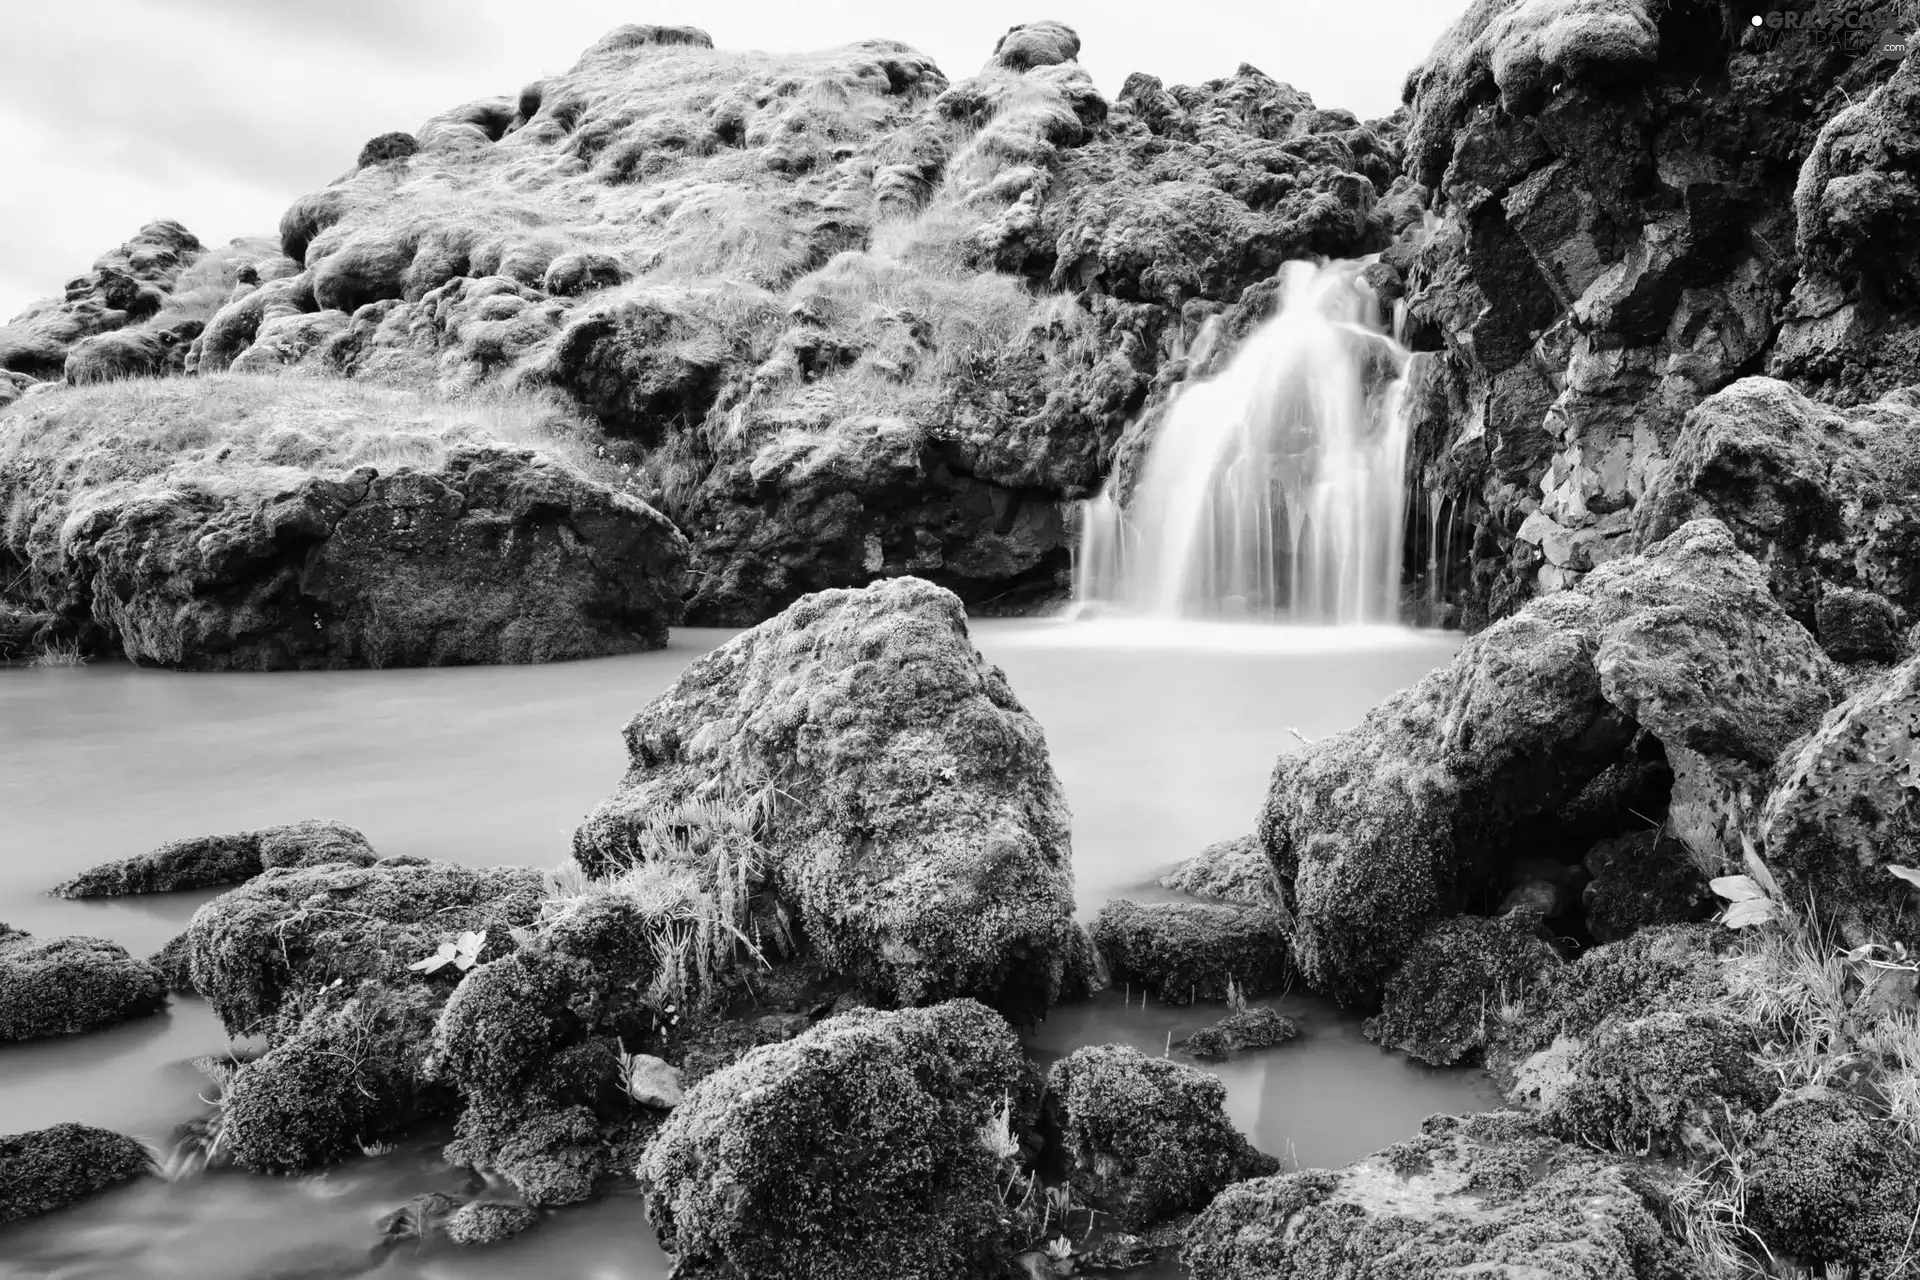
(0, 618), (1500, 1278)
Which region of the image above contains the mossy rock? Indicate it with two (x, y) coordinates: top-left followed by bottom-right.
(1540, 1010), (1775, 1157)
(446, 1200), (539, 1246)
(1746, 1089), (1920, 1275)
(52, 818), (375, 898)
(1091, 899), (1288, 1005)
(1048, 1043), (1277, 1226)
(638, 999), (1026, 1280)
(1365, 911), (1563, 1066)
(0, 925), (167, 1042)
(1186, 1111), (1696, 1279)
(0, 1124), (151, 1225)
(1180, 1006), (1299, 1061)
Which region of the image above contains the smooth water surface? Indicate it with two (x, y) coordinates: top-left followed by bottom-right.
(0, 619), (1493, 1277)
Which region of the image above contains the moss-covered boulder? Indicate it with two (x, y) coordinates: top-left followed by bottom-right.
(0, 1124), (151, 1225)
(1745, 1089), (1920, 1276)
(1048, 1044), (1276, 1227)
(1091, 899), (1288, 1005)
(1185, 1112), (1696, 1279)
(1179, 1007), (1299, 1061)
(1364, 911), (1563, 1066)
(1539, 1010), (1774, 1157)
(1260, 520), (1834, 1004)
(1581, 827), (1716, 944)
(1158, 835), (1279, 907)
(51, 818), (376, 897)
(222, 983), (449, 1172)
(446, 1200), (540, 1246)
(574, 578), (1086, 1021)
(184, 860), (544, 1034)
(637, 999), (1026, 1280)
(430, 895), (659, 1206)
(0, 925), (167, 1041)
(1761, 653), (1920, 944)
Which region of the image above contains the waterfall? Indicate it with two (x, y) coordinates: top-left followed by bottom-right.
(1073, 258), (1415, 625)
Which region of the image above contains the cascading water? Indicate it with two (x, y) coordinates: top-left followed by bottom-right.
(1074, 258), (1416, 625)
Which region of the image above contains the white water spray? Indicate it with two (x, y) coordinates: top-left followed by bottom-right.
(1074, 259), (1416, 625)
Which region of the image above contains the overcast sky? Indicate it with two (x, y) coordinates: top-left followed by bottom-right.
(0, 0), (1463, 322)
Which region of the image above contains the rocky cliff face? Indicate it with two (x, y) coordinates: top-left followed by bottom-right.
(2, 22), (1407, 644)
(1397, 0), (1920, 639)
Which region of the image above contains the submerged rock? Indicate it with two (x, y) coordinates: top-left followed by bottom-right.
(0, 925), (167, 1042)
(1260, 519), (1834, 1004)
(1186, 1111), (1696, 1279)
(1048, 1044), (1277, 1227)
(1363, 912), (1562, 1067)
(52, 819), (376, 897)
(0, 1124), (151, 1225)
(1179, 1006), (1299, 1061)
(638, 1000), (1027, 1280)
(445, 1200), (540, 1247)
(574, 577), (1086, 1021)
(1091, 900), (1288, 1005)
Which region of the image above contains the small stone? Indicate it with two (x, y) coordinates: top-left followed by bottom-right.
(623, 1054), (684, 1109)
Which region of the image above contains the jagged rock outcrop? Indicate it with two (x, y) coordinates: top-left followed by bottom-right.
(1634, 376), (1920, 652)
(0, 377), (688, 669)
(573, 576), (1086, 1021)
(1259, 519), (1835, 1003)
(1397, 0), (1920, 627)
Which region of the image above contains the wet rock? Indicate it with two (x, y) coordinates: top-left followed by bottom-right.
(638, 1000), (1027, 1279)
(1746, 1089), (1920, 1276)
(1634, 378), (1920, 638)
(622, 1054), (683, 1109)
(1538, 1009), (1775, 1158)
(0, 925), (167, 1041)
(52, 819), (376, 897)
(375, 1191), (464, 1246)
(1186, 1111), (1695, 1279)
(1, 380), (689, 670)
(0, 1124), (151, 1225)
(1091, 900), (1288, 1005)
(1048, 1043), (1277, 1228)
(430, 896), (658, 1206)
(148, 932), (196, 994)
(1259, 519), (1835, 1004)
(1179, 1006), (1298, 1061)
(445, 1200), (539, 1246)
(574, 577), (1087, 1021)
(1760, 653), (1920, 943)
(1364, 912), (1563, 1067)
(185, 860), (544, 1035)
(1157, 835), (1278, 907)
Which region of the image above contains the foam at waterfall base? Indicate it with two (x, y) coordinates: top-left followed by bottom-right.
(1008, 611), (1453, 654)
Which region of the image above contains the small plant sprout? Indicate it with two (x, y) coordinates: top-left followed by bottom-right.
(1710, 840), (1791, 930)
(408, 930), (487, 974)
(978, 1092), (1020, 1161)
(1226, 975), (1249, 1014)
(1045, 1236), (1073, 1264)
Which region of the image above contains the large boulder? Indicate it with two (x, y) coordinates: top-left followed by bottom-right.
(1047, 1044), (1277, 1227)
(1185, 1111), (1698, 1279)
(1745, 1089), (1920, 1276)
(0, 925), (167, 1042)
(0, 1124), (151, 1225)
(573, 577), (1086, 1020)
(1633, 377), (1920, 644)
(1363, 911), (1563, 1066)
(1760, 653), (1920, 944)
(1259, 519), (1835, 1004)
(637, 1000), (1027, 1280)
(0, 378), (689, 670)
(52, 819), (376, 897)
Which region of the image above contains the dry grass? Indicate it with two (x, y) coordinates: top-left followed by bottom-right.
(0, 373), (618, 513)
